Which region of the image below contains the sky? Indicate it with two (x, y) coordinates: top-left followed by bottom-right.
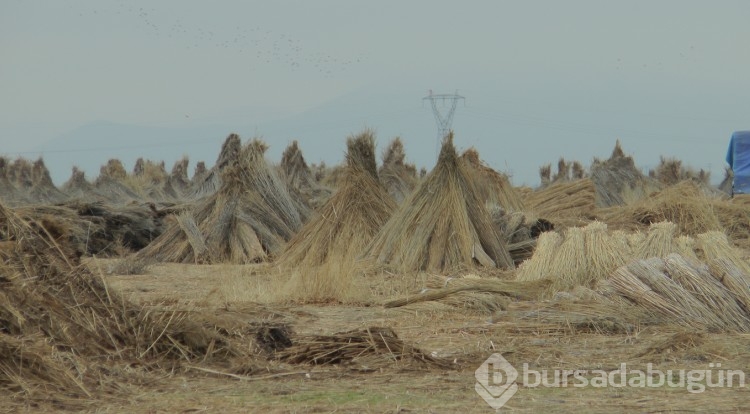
(2, 0), (749, 186)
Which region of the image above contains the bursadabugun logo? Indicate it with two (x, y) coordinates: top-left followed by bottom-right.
(475, 354), (747, 411)
(474, 353), (519, 410)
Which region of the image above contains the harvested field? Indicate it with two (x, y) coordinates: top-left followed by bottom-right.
(75, 261), (750, 413)
(2, 135), (750, 413)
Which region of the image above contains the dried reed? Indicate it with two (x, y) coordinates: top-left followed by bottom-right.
(634, 221), (677, 259)
(366, 133), (513, 273)
(664, 254), (750, 332)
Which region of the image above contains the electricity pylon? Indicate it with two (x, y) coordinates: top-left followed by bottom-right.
(423, 90), (465, 157)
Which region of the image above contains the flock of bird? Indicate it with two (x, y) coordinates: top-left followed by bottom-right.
(71, 2), (362, 77)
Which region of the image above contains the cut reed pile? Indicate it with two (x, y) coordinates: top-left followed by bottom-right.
(279, 140), (332, 210)
(663, 254), (750, 331)
(611, 230), (634, 257)
(524, 178), (596, 228)
(516, 222), (627, 294)
(169, 156), (191, 194)
(461, 148), (525, 212)
(8, 157), (33, 190)
(708, 258), (750, 312)
(281, 133), (396, 269)
(66, 201), (165, 253)
(191, 161), (208, 187)
(598, 181), (724, 234)
(126, 158), (181, 201)
(310, 161), (328, 182)
(0, 200), (271, 407)
(589, 140), (661, 207)
(634, 331), (706, 359)
(649, 156), (711, 186)
(136, 138), (304, 264)
(539, 158), (586, 186)
(279, 132), (396, 302)
(583, 221), (629, 284)
(712, 198), (750, 249)
(132, 158), (168, 187)
(320, 164), (347, 189)
(626, 231), (646, 251)
(515, 220), (736, 297)
(634, 221), (680, 259)
(365, 133), (514, 273)
(504, 287), (651, 334)
(190, 134), (242, 198)
(674, 235), (699, 260)
(275, 326), (450, 368)
(133, 158), (168, 182)
(489, 208), (554, 265)
(2, 201), (163, 257)
(378, 137), (418, 204)
(280, 140), (315, 190)
(493, 210), (526, 242)
(1, 156), (34, 204)
(28, 158), (68, 204)
(547, 226), (587, 289)
(0, 156), (27, 206)
(608, 260), (688, 325)
(515, 231), (562, 282)
(62, 166), (99, 201)
(608, 255), (750, 332)
(346, 129), (378, 176)
(0, 156), (13, 191)
(629, 258), (722, 329)
(94, 159), (141, 203)
(506, 238), (537, 266)
(719, 167), (734, 194)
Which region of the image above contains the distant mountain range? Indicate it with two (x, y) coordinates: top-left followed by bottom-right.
(33, 121), (230, 186)
(27, 76), (737, 187)
(32, 82), (442, 186)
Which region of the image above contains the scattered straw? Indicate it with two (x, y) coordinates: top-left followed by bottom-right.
(384, 279), (549, 309)
(275, 326), (450, 368)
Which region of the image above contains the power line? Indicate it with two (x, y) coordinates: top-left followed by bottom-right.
(424, 91), (464, 158)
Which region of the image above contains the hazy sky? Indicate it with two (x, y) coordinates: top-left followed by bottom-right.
(2, 0), (749, 185)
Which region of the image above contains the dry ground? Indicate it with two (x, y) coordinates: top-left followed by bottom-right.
(12, 260), (747, 414)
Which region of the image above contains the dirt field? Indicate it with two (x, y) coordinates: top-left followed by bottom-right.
(20, 260), (735, 414)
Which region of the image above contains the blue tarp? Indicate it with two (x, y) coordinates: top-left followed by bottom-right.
(726, 131), (750, 194)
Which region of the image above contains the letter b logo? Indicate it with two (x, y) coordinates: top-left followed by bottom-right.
(475, 353), (519, 409)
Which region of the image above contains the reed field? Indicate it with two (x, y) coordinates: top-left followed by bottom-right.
(1, 133), (749, 413)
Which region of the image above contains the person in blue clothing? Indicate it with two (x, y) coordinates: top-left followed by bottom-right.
(726, 131), (750, 197)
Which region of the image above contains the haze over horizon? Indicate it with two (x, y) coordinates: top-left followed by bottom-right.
(2, 0), (748, 186)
